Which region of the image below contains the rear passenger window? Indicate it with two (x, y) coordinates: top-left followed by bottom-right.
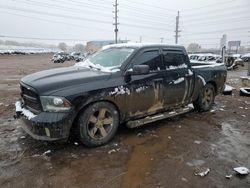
(162, 50), (187, 69)
(135, 50), (162, 71)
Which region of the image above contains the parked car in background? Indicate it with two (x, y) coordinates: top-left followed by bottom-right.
(225, 54), (244, 70)
(51, 51), (69, 63)
(241, 53), (250, 62)
(69, 52), (86, 62)
(52, 51), (86, 63)
(189, 53), (222, 64)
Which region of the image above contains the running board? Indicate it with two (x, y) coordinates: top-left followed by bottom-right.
(126, 105), (193, 128)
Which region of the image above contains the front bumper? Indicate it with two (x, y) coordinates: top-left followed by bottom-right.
(15, 101), (75, 141)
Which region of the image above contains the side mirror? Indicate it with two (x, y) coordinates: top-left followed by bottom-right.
(126, 65), (150, 75)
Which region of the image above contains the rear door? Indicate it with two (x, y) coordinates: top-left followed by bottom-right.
(161, 49), (191, 107)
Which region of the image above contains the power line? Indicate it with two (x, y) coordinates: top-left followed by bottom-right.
(62, 0), (176, 20)
(121, 23), (173, 32)
(119, 15), (175, 27)
(10, 0), (176, 28)
(181, 0), (238, 12)
(15, 0), (175, 27)
(181, 17), (250, 27)
(119, 3), (176, 18)
(1, 11), (113, 32)
(62, 0), (112, 10)
(0, 5), (112, 24)
(0, 9), (171, 42)
(182, 27), (250, 36)
(79, 0), (177, 13)
(183, 4), (249, 18)
(120, 0), (177, 12)
(2, 0), (248, 45)
(0, 34), (86, 41)
(57, 0), (174, 25)
(118, 7), (175, 21)
(183, 10), (250, 23)
(1, 11), (169, 41)
(15, 0), (112, 17)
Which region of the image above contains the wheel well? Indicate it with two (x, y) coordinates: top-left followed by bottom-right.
(69, 100), (121, 137)
(207, 81), (217, 94)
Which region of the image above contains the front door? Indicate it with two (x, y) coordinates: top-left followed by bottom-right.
(125, 48), (165, 119)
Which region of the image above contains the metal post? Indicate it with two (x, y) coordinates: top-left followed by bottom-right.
(113, 0), (119, 44)
(174, 11), (180, 44)
(221, 46), (226, 65)
(248, 57), (250, 76)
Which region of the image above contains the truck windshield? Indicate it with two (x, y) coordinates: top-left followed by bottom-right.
(75, 47), (134, 72)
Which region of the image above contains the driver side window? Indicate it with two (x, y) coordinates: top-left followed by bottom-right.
(134, 50), (163, 71)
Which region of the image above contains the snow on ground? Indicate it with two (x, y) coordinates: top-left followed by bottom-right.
(224, 85), (235, 92)
(0, 45), (57, 54)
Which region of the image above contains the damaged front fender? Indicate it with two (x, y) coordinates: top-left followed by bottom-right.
(15, 100), (75, 141)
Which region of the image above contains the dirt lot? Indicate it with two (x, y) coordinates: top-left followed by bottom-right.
(0, 54), (249, 188)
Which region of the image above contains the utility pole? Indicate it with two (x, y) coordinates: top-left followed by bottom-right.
(160, 38), (164, 43)
(174, 11), (181, 44)
(248, 56), (250, 76)
(139, 36), (142, 43)
(113, 0), (119, 44)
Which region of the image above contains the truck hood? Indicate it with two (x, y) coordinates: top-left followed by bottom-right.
(21, 66), (111, 95)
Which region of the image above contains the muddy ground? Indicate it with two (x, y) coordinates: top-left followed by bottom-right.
(0, 54), (249, 188)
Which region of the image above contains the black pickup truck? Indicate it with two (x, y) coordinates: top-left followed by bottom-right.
(15, 43), (227, 147)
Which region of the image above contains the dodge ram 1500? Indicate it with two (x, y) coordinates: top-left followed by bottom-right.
(15, 43), (227, 147)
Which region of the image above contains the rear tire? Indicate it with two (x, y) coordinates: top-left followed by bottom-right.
(193, 83), (215, 112)
(77, 102), (119, 147)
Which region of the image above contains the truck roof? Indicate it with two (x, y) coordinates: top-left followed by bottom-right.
(102, 43), (185, 50)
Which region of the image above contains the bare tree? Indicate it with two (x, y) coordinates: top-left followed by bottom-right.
(5, 40), (20, 46)
(187, 43), (201, 53)
(73, 44), (85, 52)
(58, 42), (67, 51)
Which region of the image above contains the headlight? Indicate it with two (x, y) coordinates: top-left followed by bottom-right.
(40, 96), (71, 112)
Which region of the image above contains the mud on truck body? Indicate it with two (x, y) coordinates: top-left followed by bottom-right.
(15, 43), (227, 147)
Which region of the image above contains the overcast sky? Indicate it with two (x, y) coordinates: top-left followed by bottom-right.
(0, 0), (250, 48)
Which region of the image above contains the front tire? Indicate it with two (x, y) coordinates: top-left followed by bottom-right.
(77, 102), (119, 147)
(193, 83), (215, 112)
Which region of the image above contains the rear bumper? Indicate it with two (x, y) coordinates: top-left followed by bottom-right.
(15, 101), (75, 141)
